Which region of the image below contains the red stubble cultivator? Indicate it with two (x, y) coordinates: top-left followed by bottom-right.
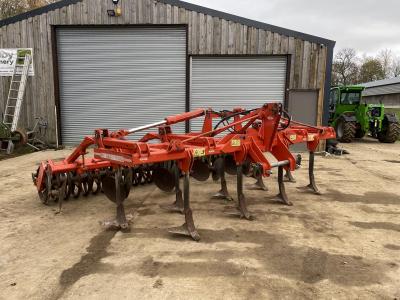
(32, 103), (335, 241)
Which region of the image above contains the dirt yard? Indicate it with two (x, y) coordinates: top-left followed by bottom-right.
(0, 139), (399, 300)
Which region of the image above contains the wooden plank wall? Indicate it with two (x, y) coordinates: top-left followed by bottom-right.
(0, 0), (328, 143)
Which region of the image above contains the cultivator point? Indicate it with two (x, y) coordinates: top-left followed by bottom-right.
(32, 103), (335, 241)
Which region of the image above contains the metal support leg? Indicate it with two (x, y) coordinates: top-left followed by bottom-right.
(101, 168), (130, 230)
(307, 152), (321, 195)
(115, 168), (128, 229)
(234, 164), (253, 220)
(213, 174), (233, 200)
(168, 173), (200, 241)
(284, 169), (296, 183)
(160, 164), (184, 213)
(237, 165), (252, 219)
(247, 173), (268, 191)
(212, 160), (233, 201)
(174, 166), (184, 212)
(277, 166), (293, 206)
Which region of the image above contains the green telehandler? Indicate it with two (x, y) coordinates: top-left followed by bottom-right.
(329, 86), (400, 143)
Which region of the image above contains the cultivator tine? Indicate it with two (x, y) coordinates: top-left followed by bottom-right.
(173, 169), (184, 213)
(168, 173), (200, 241)
(237, 164), (253, 219)
(160, 164), (184, 213)
(227, 164), (253, 220)
(247, 173), (268, 191)
(114, 168), (128, 229)
(213, 173), (233, 201)
(284, 169), (296, 183)
(306, 151), (321, 195)
(277, 166), (293, 206)
(101, 168), (132, 229)
(212, 157), (233, 201)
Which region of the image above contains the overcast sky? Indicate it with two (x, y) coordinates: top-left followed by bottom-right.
(186, 0), (400, 56)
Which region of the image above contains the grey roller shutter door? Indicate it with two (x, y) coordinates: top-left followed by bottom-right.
(57, 27), (186, 145)
(190, 56), (287, 131)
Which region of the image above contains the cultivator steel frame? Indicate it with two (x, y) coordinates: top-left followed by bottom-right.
(32, 103), (335, 241)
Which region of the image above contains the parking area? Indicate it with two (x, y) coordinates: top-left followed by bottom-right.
(0, 139), (399, 300)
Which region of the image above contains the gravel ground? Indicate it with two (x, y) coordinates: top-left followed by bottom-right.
(0, 138), (399, 300)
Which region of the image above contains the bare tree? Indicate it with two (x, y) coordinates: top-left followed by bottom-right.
(0, 0), (56, 19)
(332, 47), (400, 85)
(332, 48), (359, 86)
(0, 1), (26, 19)
(378, 48), (393, 78)
(26, 0), (57, 9)
(392, 57), (400, 77)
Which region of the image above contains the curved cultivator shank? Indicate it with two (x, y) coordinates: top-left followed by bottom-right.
(32, 103), (335, 241)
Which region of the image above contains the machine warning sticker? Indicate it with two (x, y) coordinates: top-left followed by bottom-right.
(289, 134), (297, 141)
(193, 148), (206, 157)
(231, 139), (241, 147)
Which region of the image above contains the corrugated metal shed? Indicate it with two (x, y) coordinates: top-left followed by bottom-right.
(361, 77), (400, 96)
(0, 0), (335, 144)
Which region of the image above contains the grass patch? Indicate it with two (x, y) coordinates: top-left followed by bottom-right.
(0, 145), (35, 161)
(385, 108), (400, 118)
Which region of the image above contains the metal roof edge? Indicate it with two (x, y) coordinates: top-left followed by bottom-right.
(157, 0), (336, 47)
(360, 78), (400, 89)
(0, 0), (336, 47)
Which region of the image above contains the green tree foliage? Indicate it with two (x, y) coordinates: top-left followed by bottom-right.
(332, 47), (400, 85)
(359, 58), (385, 83)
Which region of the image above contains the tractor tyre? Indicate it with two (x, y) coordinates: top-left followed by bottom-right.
(378, 121), (400, 143)
(336, 119), (356, 143)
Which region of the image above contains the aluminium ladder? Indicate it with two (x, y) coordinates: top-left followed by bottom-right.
(3, 54), (31, 154)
